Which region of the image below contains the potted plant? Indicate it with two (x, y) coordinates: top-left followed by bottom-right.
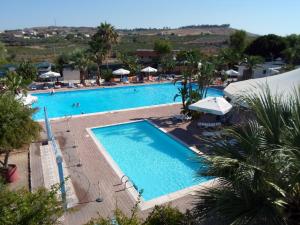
(0, 94), (40, 183)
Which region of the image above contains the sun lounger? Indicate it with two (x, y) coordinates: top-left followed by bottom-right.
(68, 82), (75, 88)
(197, 122), (221, 128)
(43, 86), (49, 90)
(172, 114), (192, 122)
(31, 86), (37, 90)
(54, 85), (61, 89)
(76, 83), (84, 88)
(202, 131), (223, 137)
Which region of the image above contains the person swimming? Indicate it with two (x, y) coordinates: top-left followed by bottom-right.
(76, 102), (80, 107)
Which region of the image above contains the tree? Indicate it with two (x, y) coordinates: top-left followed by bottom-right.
(218, 48), (242, 69)
(243, 55), (264, 79)
(193, 87), (300, 225)
(89, 22), (118, 85)
(245, 34), (287, 59)
(144, 205), (187, 225)
(154, 40), (172, 65)
(55, 52), (70, 76)
(0, 41), (7, 65)
(160, 55), (176, 74)
(16, 60), (37, 85)
(86, 205), (195, 225)
(118, 53), (141, 75)
(70, 49), (90, 84)
(0, 181), (63, 225)
(229, 30), (247, 53)
(1, 71), (28, 95)
(153, 39), (172, 56)
(283, 34), (300, 65)
(0, 94), (40, 170)
(196, 61), (216, 100)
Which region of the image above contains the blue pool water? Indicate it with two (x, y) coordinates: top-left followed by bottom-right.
(92, 120), (210, 201)
(32, 83), (223, 120)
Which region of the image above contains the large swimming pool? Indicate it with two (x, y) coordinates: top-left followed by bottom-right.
(91, 120), (210, 202)
(32, 83), (223, 120)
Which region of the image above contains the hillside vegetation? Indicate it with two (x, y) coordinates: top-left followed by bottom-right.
(0, 25), (244, 62)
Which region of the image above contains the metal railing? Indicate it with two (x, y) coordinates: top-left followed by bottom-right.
(44, 107), (67, 208)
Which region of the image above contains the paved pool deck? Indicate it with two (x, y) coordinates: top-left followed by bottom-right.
(31, 104), (211, 225)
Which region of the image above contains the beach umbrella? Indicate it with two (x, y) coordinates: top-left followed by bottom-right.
(141, 66), (157, 81)
(141, 66), (157, 73)
(40, 71), (61, 79)
(188, 97), (232, 116)
(113, 68), (130, 81)
(15, 93), (38, 105)
(225, 69), (240, 77)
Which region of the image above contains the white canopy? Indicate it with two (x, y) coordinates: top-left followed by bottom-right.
(16, 94), (38, 105)
(39, 71), (61, 79)
(225, 69), (240, 77)
(141, 66), (157, 73)
(112, 68), (130, 76)
(188, 97), (232, 116)
(224, 68), (300, 104)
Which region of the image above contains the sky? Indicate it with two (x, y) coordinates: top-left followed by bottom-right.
(0, 0), (299, 36)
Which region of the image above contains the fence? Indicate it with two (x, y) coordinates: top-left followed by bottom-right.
(44, 107), (67, 208)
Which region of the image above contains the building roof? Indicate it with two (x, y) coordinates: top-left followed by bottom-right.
(224, 68), (300, 104)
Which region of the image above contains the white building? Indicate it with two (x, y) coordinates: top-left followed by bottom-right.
(236, 58), (285, 79)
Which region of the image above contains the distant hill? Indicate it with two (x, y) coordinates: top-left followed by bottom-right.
(0, 24), (258, 62)
(3, 24), (245, 37)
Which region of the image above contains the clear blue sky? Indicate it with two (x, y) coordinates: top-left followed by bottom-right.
(1, 0), (299, 36)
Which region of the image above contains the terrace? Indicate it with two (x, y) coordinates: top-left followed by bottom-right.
(30, 104), (215, 225)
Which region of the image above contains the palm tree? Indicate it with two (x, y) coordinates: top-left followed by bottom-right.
(193, 86), (300, 225)
(55, 53), (70, 76)
(69, 49), (90, 84)
(1, 71), (27, 95)
(89, 22), (118, 85)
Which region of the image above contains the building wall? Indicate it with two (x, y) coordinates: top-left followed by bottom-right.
(63, 68), (80, 81)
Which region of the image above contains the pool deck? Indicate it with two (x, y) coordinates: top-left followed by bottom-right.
(31, 104), (212, 225)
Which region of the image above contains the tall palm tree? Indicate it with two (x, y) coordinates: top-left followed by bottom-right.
(69, 49), (90, 84)
(193, 86), (300, 225)
(89, 22), (118, 85)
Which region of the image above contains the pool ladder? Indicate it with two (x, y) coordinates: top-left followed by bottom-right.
(120, 175), (135, 190)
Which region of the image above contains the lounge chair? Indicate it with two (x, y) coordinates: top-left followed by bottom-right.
(31, 86), (37, 90)
(76, 83), (84, 88)
(197, 122), (221, 128)
(202, 131), (223, 137)
(172, 114), (192, 122)
(68, 82), (75, 88)
(43, 86), (49, 90)
(54, 84), (61, 89)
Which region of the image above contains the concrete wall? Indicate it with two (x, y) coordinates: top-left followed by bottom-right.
(63, 68), (80, 81)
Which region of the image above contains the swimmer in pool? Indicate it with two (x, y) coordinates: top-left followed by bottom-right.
(76, 102), (80, 107)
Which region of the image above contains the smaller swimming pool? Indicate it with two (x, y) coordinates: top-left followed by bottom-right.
(90, 120), (210, 203)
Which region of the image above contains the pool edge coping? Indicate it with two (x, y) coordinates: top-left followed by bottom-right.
(36, 102), (181, 122)
(86, 119), (216, 211)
